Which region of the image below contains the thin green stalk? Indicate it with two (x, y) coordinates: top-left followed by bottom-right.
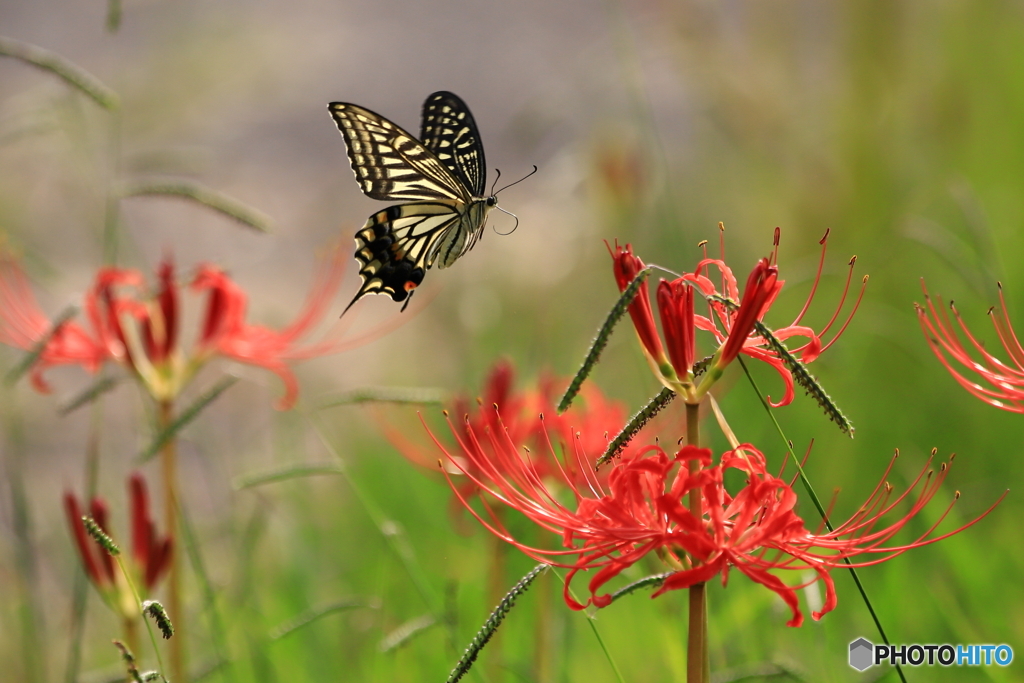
(307, 414), (456, 650)
(6, 412), (47, 683)
(736, 357), (907, 683)
(103, 106), (122, 264)
(63, 412), (103, 683)
(555, 572), (626, 683)
(179, 506), (236, 683)
(113, 557), (168, 677)
(157, 400), (185, 683)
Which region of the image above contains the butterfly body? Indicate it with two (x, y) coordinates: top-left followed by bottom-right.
(329, 92), (496, 310)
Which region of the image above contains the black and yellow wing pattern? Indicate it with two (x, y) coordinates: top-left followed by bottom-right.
(328, 91), (497, 312)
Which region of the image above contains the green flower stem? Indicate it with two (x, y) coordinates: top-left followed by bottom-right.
(685, 401), (709, 683)
(158, 400), (185, 683)
(112, 555), (167, 678)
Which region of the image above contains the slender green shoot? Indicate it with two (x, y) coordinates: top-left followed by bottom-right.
(0, 37), (119, 109)
(178, 506), (236, 683)
(4, 305), (77, 386)
(138, 377), (237, 462)
(596, 387), (676, 468)
(317, 386), (445, 409)
(737, 357), (906, 683)
(554, 570), (627, 683)
(380, 614), (438, 653)
(307, 415), (455, 649)
(58, 375), (121, 415)
(270, 599), (374, 641)
(608, 572), (674, 604)
(751, 320), (854, 436)
(83, 517), (169, 679)
(558, 267), (651, 413)
(233, 463), (345, 490)
(446, 564), (547, 683)
(119, 180), (273, 233)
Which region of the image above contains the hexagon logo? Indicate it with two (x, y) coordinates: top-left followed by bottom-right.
(849, 638), (874, 671)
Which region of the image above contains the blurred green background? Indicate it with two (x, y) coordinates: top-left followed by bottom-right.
(2, 1), (1022, 681)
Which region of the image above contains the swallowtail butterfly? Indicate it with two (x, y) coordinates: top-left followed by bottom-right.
(329, 91), (499, 312)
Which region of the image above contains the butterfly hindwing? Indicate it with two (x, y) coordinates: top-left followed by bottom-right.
(328, 102), (468, 202)
(348, 203), (463, 304)
(420, 91), (487, 197)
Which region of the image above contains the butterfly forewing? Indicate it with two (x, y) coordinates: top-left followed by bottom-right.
(420, 91), (487, 197)
(328, 102), (468, 202)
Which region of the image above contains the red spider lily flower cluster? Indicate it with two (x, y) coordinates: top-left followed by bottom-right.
(918, 280), (1024, 412)
(435, 416), (1002, 627)
(609, 229), (864, 406)
(0, 244), (363, 409)
(64, 473), (171, 611)
(391, 360), (631, 505)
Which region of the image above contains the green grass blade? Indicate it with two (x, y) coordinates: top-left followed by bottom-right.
(119, 180), (273, 233)
(178, 506), (236, 683)
(558, 266), (650, 413)
(138, 377), (237, 462)
(270, 599), (375, 641)
(316, 386), (445, 409)
(58, 375), (121, 416)
(446, 564), (547, 683)
(4, 305), (78, 387)
(306, 415), (455, 649)
(737, 357), (906, 683)
(0, 37), (119, 109)
(379, 614), (438, 653)
(233, 463), (345, 490)
(596, 386), (675, 469)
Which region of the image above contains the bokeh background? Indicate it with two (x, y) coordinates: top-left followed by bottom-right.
(2, 1), (1023, 681)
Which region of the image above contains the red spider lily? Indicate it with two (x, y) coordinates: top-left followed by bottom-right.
(918, 280), (1024, 412)
(0, 243), (377, 409)
(436, 416), (1002, 627)
(390, 359), (632, 505)
(608, 229), (864, 406)
(64, 473), (172, 606)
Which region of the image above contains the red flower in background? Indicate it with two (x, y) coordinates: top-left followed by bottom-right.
(608, 229), (864, 406)
(390, 360), (634, 508)
(436, 418), (1001, 627)
(0, 243), (376, 409)
(918, 280), (1024, 412)
(64, 473), (172, 607)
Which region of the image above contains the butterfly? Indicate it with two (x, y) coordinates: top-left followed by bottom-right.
(329, 91), (502, 313)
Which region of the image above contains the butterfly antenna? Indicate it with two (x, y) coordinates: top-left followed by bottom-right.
(492, 205), (519, 236)
(489, 168), (502, 197)
(493, 165), (538, 195)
